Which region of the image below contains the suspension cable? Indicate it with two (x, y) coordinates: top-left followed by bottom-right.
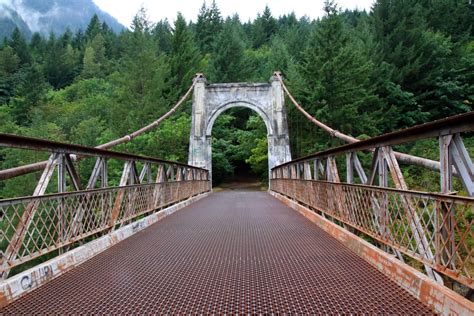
(0, 76), (198, 180)
(273, 72), (446, 173)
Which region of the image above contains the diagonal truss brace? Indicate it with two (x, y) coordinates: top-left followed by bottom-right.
(2, 152), (81, 279)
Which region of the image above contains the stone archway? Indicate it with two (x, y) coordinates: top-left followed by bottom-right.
(188, 74), (292, 179)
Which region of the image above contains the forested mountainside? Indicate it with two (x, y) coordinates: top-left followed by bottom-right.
(0, 0), (123, 39)
(0, 0), (472, 195)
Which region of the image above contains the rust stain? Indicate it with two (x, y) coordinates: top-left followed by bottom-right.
(0, 191), (431, 314)
(0, 193), (210, 309)
(0, 292), (8, 309)
(57, 262), (67, 272)
(271, 191), (474, 316)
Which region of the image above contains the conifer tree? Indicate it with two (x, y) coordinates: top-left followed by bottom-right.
(373, 0), (469, 123)
(208, 20), (247, 83)
(9, 28), (31, 65)
(299, 0), (381, 138)
(251, 6), (277, 48)
(196, 1), (223, 54)
(170, 13), (200, 95)
(153, 20), (172, 54)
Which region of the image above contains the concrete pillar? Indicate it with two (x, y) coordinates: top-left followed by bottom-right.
(188, 76), (208, 171)
(188, 73), (292, 182)
(268, 74), (292, 172)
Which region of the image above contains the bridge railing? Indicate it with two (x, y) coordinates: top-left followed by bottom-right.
(270, 112), (474, 288)
(0, 134), (210, 279)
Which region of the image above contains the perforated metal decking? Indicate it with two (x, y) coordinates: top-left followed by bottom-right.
(1, 191), (433, 314)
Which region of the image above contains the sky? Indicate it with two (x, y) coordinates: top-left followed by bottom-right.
(93, 0), (375, 27)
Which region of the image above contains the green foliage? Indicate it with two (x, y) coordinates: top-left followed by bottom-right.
(251, 6), (277, 48)
(170, 13), (201, 96)
(372, 0), (472, 124)
(211, 111), (267, 184)
(196, 1), (223, 54)
(153, 114), (192, 162)
(9, 64), (49, 124)
(0, 0), (472, 194)
(208, 21), (247, 82)
(291, 0), (383, 156)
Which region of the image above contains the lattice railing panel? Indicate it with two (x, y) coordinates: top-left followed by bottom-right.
(0, 180), (210, 274)
(271, 179), (474, 287)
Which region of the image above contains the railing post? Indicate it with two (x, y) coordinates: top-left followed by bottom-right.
(303, 162), (312, 180)
(326, 159), (332, 182)
(439, 135), (455, 277)
(313, 159), (319, 180)
(378, 149), (388, 187)
(109, 161), (133, 229)
(346, 153), (354, 184)
(353, 153), (368, 184)
(290, 164), (296, 179)
(57, 154), (67, 253)
(139, 162), (152, 184)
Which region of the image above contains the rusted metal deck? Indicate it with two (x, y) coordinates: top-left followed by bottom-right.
(1, 191), (433, 314)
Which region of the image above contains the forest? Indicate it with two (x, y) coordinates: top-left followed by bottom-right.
(0, 0), (473, 196)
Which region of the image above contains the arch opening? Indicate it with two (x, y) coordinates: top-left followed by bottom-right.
(206, 101), (274, 137)
(209, 105), (269, 187)
(188, 77), (292, 185)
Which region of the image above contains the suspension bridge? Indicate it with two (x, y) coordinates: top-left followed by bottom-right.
(0, 73), (473, 314)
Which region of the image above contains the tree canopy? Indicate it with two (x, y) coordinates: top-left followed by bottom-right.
(0, 0), (472, 192)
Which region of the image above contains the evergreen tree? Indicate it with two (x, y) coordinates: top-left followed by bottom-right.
(0, 46), (20, 75)
(278, 15), (312, 62)
(299, 0), (381, 140)
(9, 28), (31, 65)
(85, 14), (102, 41)
(208, 20), (247, 83)
(251, 6), (277, 48)
(170, 13), (200, 95)
(29, 33), (47, 62)
(373, 0), (470, 123)
(10, 64), (49, 124)
(111, 8), (171, 136)
(422, 0), (474, 41)
(44, 32), (79, 89)
(0, 46), (20, 105)
(81, 33), (107, 78)
(82, 47), (100, 78)
(196, 1), (223, 54)
(153, 20), (172, 54)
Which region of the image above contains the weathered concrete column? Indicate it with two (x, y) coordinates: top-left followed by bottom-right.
(188, 73), (292, 182)
(268, 74), (292, 171)
(188, 75), (208, 170)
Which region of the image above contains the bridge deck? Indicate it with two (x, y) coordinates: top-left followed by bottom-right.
(1, 191), (432, 314)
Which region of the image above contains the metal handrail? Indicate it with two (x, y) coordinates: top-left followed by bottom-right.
(272, 111), (473, 169)
(0, 133), (207, 173)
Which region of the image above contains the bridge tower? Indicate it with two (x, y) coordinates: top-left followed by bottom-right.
(188, 73), (292, 178)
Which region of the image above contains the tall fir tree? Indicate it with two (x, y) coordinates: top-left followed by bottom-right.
(299, 0), (382, 141)
(153, 20), (172, 54)
(196, 0), (223, 54)
(9, 28), (31, 65)
(208, 19), (247, 83)
(251, 6), (277, 48)
(373, 0), (470, 123)
(170, 13), (200, 95)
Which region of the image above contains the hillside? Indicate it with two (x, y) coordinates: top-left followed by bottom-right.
(0, 0), (123, 39)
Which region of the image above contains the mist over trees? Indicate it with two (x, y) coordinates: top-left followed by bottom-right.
(0, 0), (472, 192)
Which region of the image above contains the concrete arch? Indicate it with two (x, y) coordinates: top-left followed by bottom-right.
(188, 74), (291, 180)
(205, 101), (274, 137)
